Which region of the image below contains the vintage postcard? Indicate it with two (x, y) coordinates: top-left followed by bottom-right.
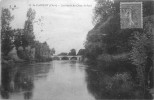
(0, 0), (154, 100)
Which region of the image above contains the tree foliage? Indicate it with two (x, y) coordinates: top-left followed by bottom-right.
(93, 0), (154, 24)
(14, 8), (36, 49)
(68, 49), (76, 56)
(1, 7), (53, 62)
(130, 16), (154, 86)
(23, 8), (36, 47)
(58, 52), (68, 56)
(85, 0), (154, 96)
(85, 13), (133, 60)
(77, 49), (85, 56)
(1, 8), (14, 56)
(51, 48), (55, 55)
(13, 29), (24, 48)
(85, 0), (154, 61)
(93, 0), (118, 24)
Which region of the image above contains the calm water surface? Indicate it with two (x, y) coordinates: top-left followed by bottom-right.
(1, 61), (97, 100)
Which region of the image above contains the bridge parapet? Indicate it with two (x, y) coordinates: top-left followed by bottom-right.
(51, 55), (82, 61)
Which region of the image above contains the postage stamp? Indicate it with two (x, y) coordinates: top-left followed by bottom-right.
(120, 2), (143, 29)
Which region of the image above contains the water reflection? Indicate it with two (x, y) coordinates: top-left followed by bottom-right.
(86, 68), (102, 99)
(1, 64), (34, 99)
(1, 64), (12, 99)
(14, 71), (33, 99)
(86, 66), (153, 99)
(1, 62), (52, 100)
(1, 61), (95, 100)
(1, 61), (152, 100)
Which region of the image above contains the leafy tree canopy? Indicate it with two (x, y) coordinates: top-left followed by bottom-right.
(68, 49), (76, 56)
(1, 8), (14, 56)
(58, 52), (68, 56)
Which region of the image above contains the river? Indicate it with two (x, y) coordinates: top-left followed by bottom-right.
(1, 60), (152, 100)
(1, 61), (97, 100)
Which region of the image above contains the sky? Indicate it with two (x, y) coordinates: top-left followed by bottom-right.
(0, 0), (96, 54)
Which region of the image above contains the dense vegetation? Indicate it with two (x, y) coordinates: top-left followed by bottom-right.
(85, 0), (154, 99)
(1, 8), (54, 62)
(1, 8), (14, 56)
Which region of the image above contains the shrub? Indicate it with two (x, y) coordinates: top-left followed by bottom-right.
(96, 54), (136, 76)
(105, 72), (134, 99)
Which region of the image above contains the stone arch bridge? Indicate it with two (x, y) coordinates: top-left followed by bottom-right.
(51, 55), (82, 61)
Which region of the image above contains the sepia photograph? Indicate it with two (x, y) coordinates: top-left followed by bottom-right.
(0, 0), (154, 100)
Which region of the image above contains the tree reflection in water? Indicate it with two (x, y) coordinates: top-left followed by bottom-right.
(86, 67), (152, 99)
(1, 64), (34, 99)
(86, 69), (105, 99)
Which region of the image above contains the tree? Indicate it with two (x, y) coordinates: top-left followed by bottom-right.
(85, 0), (154, 97)
(1, 8), (14, 56)
(51, 48), (55, 55)
(58, 52), (68, 56)
(130, 16), (154, 88)
(77, 49), (85, 55)
(13, 29), (24, 49)
(85, 0), (154, 60)
(34, 41), (52, 61)
(85, 0), (119, 60)
(93, 0), (154, 24)
(23, 8), (36, 47)
(68, 49), (76, 56)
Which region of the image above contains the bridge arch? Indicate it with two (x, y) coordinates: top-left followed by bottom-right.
(70, 57), (77, 60)
(61, 57), (69, 60)
(52, 56), (60, 60)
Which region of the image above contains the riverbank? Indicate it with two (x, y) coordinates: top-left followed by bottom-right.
(85, 52), (153, 99)
(1, 56), (52, 68)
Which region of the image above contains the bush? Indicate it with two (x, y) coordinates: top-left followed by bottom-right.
(105, 72), (134, 99)
(96, 54), (137, 76)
